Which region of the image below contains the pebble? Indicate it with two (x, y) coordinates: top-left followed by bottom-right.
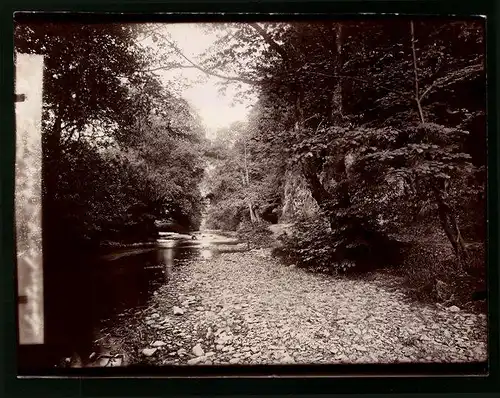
(192, 344), (205, 357)
(187, 357), (203, 365)
(173, 306), (184, 315)
(100, 244), (487, 367)
(280, 354), (295, 364)
(142, 348), (158, 357)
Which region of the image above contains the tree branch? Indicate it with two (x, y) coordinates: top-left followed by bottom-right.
(410, 20), (425, 124)
(247, 23), (291, 65)
(151, 31), (258, 85)
(420, 63), (484, 102)
(309, 71), (412, 98)
(148, 62), (257, 85)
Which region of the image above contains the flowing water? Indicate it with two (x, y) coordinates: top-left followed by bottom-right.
(18, 231), (243, 371)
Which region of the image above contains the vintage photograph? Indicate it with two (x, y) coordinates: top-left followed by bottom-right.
(14, 16), (487, 372)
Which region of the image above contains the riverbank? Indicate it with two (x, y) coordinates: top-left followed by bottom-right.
(99, 240), (158, 249)
(94, 247), (487, 367)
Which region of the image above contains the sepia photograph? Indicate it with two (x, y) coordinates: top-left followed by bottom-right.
(14, 15), (487, 374)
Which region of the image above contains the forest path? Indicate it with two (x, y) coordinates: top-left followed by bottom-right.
(103, 248), (487, 366)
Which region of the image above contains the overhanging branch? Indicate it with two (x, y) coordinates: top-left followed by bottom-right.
(150, 30), (258, 85)
(247, 23), (291, 65)
(309, 71), (412, 99)
(420, 63), (484, 102)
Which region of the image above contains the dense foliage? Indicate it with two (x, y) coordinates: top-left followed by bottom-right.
(14, 18), (486, 308)
(15, 22), (207, 254)
(200, 19), (485, 304)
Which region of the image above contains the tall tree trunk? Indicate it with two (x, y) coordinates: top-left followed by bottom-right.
(410, 20), (426, 124)
(410, 21), (468, 268)
(432, 184), (469, 272)
(331, 23), (344, 125)
(242, 143), (258, 223)
(43, 110), (63, 250)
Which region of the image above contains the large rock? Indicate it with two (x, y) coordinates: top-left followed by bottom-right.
(151, 340), (167, 347)
(281, 167), (320, 222)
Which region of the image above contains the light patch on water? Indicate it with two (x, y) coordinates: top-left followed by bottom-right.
(200, 249), (213, 260)
(157, 239), (176, 248)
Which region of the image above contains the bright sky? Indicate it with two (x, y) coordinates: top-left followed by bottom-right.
(150, 23), (255, 137)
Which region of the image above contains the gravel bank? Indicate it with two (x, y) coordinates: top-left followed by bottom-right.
(96, 248), (487, 366)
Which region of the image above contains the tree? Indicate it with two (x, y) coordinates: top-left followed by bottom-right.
(15, 21), (208, 250)
(189, 19), (484, 270)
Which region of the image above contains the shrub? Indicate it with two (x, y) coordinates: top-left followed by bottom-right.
(401, 237), (486, 310)
(237, 221), (274, 248)
(276, 212), (403, 273)
(277, 215), (339, 272)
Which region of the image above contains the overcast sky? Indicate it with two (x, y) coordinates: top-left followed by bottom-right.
(150, 23), (255, 137)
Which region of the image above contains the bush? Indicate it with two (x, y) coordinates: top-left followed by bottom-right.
(401, 238), (486, 310)
(277, 210), (407, 274)
(237, 221), (274, 248)
(276, 215), (337, 272)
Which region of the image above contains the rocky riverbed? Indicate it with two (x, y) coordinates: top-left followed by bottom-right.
(94, 247), (487, 367)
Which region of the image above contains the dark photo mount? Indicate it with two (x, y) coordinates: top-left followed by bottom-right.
(2, 0), (499, 397)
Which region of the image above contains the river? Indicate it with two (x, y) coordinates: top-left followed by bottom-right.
(18, 231), (243, 371)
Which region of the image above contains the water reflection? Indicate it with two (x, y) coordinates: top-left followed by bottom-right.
(200, 248), (212, 260)
(157, 246), (175, 282)
(24, 233), (241, 370)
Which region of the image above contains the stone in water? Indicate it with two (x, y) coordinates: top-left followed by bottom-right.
(151, 340), (167, 347)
